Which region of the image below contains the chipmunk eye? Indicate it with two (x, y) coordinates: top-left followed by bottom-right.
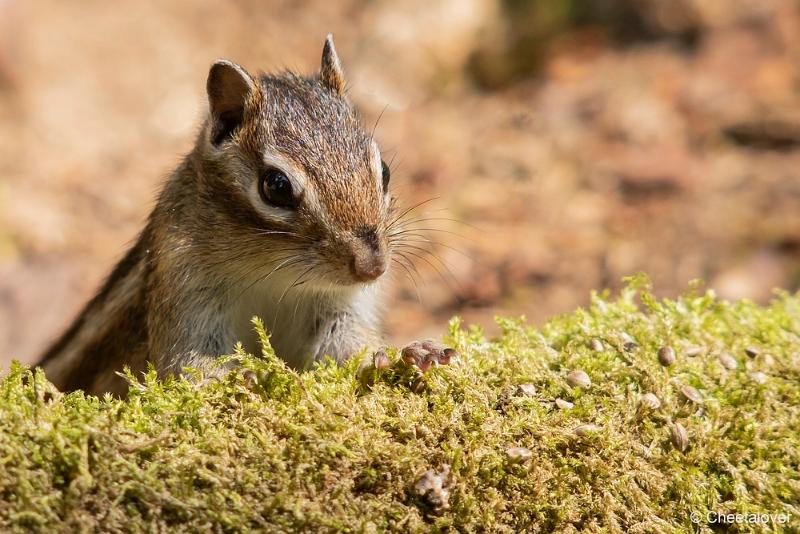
(259, 168), (296, 209)
(381, 160), (390, 193)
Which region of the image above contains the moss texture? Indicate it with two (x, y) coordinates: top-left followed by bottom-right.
(1, 278), (799, 532)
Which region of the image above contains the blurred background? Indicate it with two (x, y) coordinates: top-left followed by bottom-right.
(1, 0), (800, 366)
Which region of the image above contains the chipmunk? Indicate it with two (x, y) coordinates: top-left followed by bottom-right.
(37, 36), (453, 396)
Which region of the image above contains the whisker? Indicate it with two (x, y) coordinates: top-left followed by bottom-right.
(386, 197), (440, 229)
(273, 265), (316, 319)
(389, 227), (467, 239)
(393, 251), (428, 303)
(252, 231), (311, 241)
(391, 257), (422, 303)
(393, 215), (481, 231)
(232, 255), (305, 301)
(291, 266), (326, 325)
(396, 249), (461, 292)
(394, 250), (424, 281)
(390, 235), (475, 261)
(395, 243), (459, 278)
(370, 105), (389, 140)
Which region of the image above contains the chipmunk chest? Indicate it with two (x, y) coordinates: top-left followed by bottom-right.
(226, 287), (334, 368)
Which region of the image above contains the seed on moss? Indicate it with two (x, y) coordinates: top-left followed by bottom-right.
(555, 398), (574, 410)
(745, 346), (760, 358)
(589, 338), (604, 352)
(575, 424), (600, 437)
(505, 447), (533, 463)
(680, 385), (703, 404)
(567, 370), (591, 388)
(411, 377), (427, 394)
(641, 393), (661, 410)
(415, 465), (450, 510)
(670, 423), (689, 452)
(658, 346), (676, 366)
(684, 346), (704, 357)
(517, 384), (537, 397)
(749, 371), (767, 384)
(718, 353), (738, 370)
(415, 424), (432, 438)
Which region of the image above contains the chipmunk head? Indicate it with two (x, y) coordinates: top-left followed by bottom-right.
(199, 35), (394, 289)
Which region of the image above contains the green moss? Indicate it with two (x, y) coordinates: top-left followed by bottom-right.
(1, 277), (799, 532)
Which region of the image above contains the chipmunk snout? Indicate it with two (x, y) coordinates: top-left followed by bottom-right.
(349, 227), (386, 282)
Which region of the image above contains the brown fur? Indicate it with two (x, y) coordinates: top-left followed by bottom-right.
(37, 36), (396, 396)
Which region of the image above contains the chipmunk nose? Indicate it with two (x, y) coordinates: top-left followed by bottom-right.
(350, 227), (386, 282)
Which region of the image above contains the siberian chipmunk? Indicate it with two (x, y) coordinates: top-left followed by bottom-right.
(37, 36), (454, 396)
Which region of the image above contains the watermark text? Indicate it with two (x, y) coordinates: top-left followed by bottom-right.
(690, 511), (791, 525)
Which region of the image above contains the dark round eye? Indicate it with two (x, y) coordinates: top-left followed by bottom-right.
(259, 168), (296, 209)
(381, 160), (390, 193)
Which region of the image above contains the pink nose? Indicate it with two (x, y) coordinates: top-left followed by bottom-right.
(351, 251), (386, 282)
(349, 226), (386, 282)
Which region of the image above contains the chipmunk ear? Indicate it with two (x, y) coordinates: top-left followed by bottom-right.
(320, 34), (346, 95)
(207, 60), (257, 146)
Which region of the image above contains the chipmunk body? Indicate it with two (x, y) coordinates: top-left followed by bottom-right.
(38, 36), (395, 396)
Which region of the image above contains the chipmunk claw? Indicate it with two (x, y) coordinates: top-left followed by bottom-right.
(357, 349), (391, 388)
(242, 369), (259, 390)
(372, 349), (391, 370)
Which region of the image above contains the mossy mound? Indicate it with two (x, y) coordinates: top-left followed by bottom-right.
(2, 279), (799, 532)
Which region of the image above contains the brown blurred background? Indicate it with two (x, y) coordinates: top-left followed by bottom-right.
(1, 0), (800, 366)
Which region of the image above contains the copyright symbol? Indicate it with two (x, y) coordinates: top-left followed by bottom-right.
(690, 512), (701, 524)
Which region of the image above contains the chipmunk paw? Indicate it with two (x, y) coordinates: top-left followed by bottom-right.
(400, 340), (458, 372)
(358, 342), (458, 393)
